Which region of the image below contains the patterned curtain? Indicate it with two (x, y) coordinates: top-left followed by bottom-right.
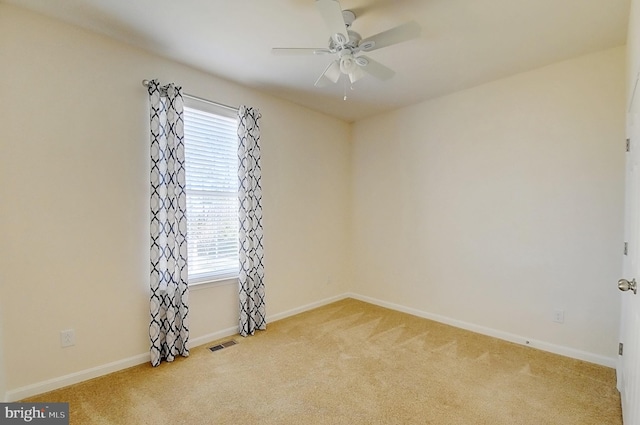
(148, 79), (190, 366)
(237, 106), (266, 337)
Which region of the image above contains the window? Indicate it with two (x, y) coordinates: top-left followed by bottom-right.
(183, 100), (239, 285)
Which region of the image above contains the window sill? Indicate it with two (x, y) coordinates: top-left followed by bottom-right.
(189, 277), (238, 291)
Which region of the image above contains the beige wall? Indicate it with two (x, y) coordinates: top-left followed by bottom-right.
(631, 0), (640, 109)
(351, 47), (626, 362)
(0, 3), (351, 397)
(0, 314), (5, 402)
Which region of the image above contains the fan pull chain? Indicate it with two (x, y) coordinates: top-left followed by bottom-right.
(343, 80), (355, 101)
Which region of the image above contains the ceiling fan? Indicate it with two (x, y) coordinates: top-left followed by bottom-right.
(272, 0), (421, 88)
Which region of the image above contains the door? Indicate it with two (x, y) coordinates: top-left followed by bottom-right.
(619, 107), (640, 425)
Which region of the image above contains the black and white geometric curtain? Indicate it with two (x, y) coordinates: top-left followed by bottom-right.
(147, 79), (190, 366)
(237, 105), (266, 337)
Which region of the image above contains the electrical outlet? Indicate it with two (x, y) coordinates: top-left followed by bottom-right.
(60, 329), (75, 347)
(552, 309), (565, 324)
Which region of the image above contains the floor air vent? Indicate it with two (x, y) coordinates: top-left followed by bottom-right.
(209, 340), (237, 352)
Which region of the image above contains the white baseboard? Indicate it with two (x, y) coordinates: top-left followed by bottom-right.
(5, 353), (150, 402)
(190, 294), (351, 348)
(6, 330), (237, 402)
(6, 327), (243, 402)
(347, 293), (617, 368)
(192, 293), (351, 348)
(266, 293), (350, 323)
(189, 326), (238, 349)
(4, 293), (350, 402)
(5, 291), (615, 401)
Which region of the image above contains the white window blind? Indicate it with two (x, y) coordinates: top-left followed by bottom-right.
(183, 105), (239, 284)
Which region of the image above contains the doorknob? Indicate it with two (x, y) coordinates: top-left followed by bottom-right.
(618, 278), (638, 294)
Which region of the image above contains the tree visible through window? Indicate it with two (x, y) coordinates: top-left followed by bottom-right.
(183, 102), (239, 284)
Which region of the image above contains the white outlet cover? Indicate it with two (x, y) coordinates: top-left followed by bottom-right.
(60, 329), (75, 347)
(552, 309), (565, 323)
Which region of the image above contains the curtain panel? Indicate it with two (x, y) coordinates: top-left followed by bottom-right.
(237, 105), (266, 337)
(148, 79), (190, 366)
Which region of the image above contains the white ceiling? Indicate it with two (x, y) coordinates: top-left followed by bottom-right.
(3, 0), (631, 122)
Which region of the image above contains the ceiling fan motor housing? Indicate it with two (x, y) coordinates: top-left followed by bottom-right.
(329, 30), (362, 53)
(342, 10), (356, 27)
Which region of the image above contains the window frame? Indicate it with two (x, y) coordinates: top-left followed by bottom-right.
(183, 96), (239, 288)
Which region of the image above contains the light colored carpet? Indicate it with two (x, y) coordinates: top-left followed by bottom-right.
(26, 298), (622, 424)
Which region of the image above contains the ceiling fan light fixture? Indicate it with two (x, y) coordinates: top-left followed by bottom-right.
(340, 54), (357, 74)
(348, 65), (366, 84)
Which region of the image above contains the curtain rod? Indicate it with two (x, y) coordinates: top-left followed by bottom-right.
(142, 79), (238, 113)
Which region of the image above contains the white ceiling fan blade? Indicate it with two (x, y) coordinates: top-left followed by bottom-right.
(314, 60), (341, 87)
(315, 0), (349, 45)
(356, 56), (395, 80)
(359, 21), (421, 52)
(272, 48), (332, 55)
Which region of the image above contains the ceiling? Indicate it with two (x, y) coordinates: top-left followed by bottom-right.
(3, 0), (631, 122)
